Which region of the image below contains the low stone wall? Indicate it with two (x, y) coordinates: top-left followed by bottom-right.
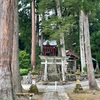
(21, 73), (32, 84)
(48, 74), (60, 81)
(66, 74), (76, 81)
(66, 74), (100, 81)
(95, 74), (100, 78)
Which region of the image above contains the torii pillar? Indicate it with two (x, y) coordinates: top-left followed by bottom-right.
(62, 59), (65, 81)
(44, 59), (48, 81)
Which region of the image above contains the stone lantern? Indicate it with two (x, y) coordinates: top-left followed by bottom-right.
(73, 70), (83, 93)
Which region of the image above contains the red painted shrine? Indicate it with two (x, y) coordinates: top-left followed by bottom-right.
(43, 40), (58, 56)
(43, 45), (58, 56)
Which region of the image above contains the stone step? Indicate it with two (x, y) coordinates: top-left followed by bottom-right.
(42, 86), (69, 100)
(48, 75), (60, 81)
(48, 82), (64, 85)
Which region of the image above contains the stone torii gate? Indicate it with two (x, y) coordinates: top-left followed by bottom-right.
(39, 56), (68, 81)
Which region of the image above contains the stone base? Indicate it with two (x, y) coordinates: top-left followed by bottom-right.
(73, 84), (83, 93)
(48, 75), (60, 81)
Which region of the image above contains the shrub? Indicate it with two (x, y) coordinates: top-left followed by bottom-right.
(20, 69), (29, 76)
(73, 84), (83, 93)
(83, 66), (87, 72)
(19, 50), (31, 69)
(75, 70), (81, 75)
(36, 45), (41, 70)
(31, 71), (38, 75)
(28, 85), (39, 94)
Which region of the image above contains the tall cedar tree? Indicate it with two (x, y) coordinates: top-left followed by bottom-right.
(31, 0), (36, 70)
(11, 0), (22, 94)
(0, 0), (16, 100)
(79, 0), (99, 90)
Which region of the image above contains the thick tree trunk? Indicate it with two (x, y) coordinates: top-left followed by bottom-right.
(55, 0), (66, 81)
(40, 33), (43, 55)
(36, 0), (40, 44)
(39, 14), (44, 55)
(84, 12), (98, 90)
(36, 13), (39, 44)
(79, 10), (86, 72)
(31, 0), (36, 70)
(11, 0), (22, 94)
(0, 0), (15, 100)
(55, 0), (66, 57)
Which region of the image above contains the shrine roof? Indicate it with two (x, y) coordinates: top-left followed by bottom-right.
(43, 40), (57, 46)
(66, 50), (79, 58)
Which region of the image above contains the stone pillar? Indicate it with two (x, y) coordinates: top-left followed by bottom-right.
(62, 59), (65, 81)
(73, 60), (76, 73)
(44, 59), (48, 81)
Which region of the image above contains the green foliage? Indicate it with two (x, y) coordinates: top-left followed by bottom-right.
(20, 69), (29, 76)
(62, 0), (80, 14)
(18, 0), (31, 52)
(83, 66), (87, 73)
(41, 14), (76, 40)
(37, 0), (55, 14)
(36, 45), (41, 70)
(75, 70), (81, 75)
(28, 85), (39, 94)
(90, 4), (100, 66)
(18, 0), (100, 73)
(37, 0), (79, 51)
(91, 31), (100, 65)
(73, 84), (83, 93)
(83, 0), (99, 12)
(31, 71), (39, 75)
(19, 50), (31, 69)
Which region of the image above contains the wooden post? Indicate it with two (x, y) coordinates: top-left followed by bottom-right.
(44, 59), (48, 81)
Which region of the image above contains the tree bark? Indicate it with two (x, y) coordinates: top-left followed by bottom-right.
(40, 33), (43, 55)
(55, 0), (66, 81)
(0, 0), (15, 100)
(31, 0), (36, 70)
(83, 12), (98, 90)
(39, 14), (44, 55)
(79, 10), (86, 72)
(55, 0), (66, 57)
(11, 0), (22, 94)
(36, 12), (39, 44)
